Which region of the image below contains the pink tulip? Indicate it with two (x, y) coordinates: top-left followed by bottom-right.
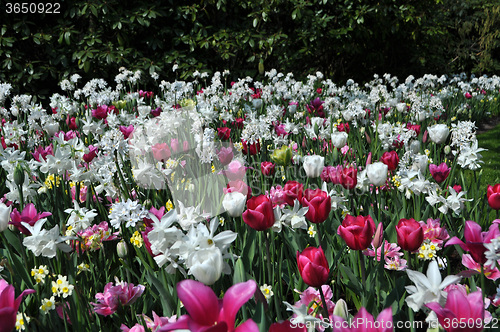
(158, 279), (258, 332)
(91, 279), (145, 316)
(332, 307), (393, 332)
(446, 220), (500, 265)
(151, 143), (171, 162)
(429, 162), (450, 183)
(425, 290), (487, 332)
(9, 203), (52, 235)
(119, 125), (134, 139)
(0, 280), (35, 332)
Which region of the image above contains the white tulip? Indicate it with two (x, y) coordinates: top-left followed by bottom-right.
(303, 155), (324, 178)
(427, 124), (449, 144)
(187, 247), (223, 285)
(331, 131), (348, 148)
(366, 162), (388, 186)
(0, 202), (11, 232)
(222, 191), (247, 217)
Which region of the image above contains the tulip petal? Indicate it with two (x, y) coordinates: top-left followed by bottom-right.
(376, 307), (393, 332)
(176, 280), (219, 326)
(220, 280), (257, 329)
(0, 307), (17, 332)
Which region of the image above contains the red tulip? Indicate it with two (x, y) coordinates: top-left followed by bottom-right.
(260, 161), (275, 176)
(337, 214), (376, 250)
(217, 127), (231, 140)
(340, 167), (357, 190)
(283, 181), (304, 206)
(379, 151), (399, 171)
(241, 140), (260, 155)
(297, 247), (329, 287)
(429, 162), (450, 183)
(242, 195), (275, 231)
(465, 92), (472, 99)
(396, 218), (424, 252)
(487, 184), (500, 210)
(301, 189), (331, 224)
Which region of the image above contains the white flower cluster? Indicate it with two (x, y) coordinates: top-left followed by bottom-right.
(147, 209), (237, 285)
(108, 198), (148, 229)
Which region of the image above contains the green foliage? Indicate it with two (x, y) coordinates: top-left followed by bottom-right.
(1, 0), (500, 99)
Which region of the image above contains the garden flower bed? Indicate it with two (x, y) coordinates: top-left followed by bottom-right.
(0, 70), (500, 331)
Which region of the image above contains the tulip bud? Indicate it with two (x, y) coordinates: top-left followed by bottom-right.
(332, 147), (339, 163)
(333, 299), (349, 320)
(117, 240), (128, 258)
(372, 222), (384, 248)
(271, 146), (292, 166)
(409, 140), (421, 155)
(365, 152), (372, 166)
(14, 164), (25, 186)
(258, 61), (265, 75)
(444, 145), (451, 155)
(365, 132), (371, 144)
(303, 155), (325, 178)
(366, 162), (388, 187)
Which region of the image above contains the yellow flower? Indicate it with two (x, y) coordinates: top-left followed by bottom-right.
(165, 200), (173, 211)
(130, 231), (143, 248)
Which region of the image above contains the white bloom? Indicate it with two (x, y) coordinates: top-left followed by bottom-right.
(303, 155), (324, 178)
(405, 260), (461, 312)
(366, 162), (388, 186)
(484, 237), (500, 268)
(427, 124), (449, 144)
(187, 246), (223, 285)
(331, 131), (348, 148)
(456, 140), (486, 170)
(280, 199), (309, 230)
(22, 219), (73, 258)
(222, 191), (247, 217)
(0, 202), (11, 232)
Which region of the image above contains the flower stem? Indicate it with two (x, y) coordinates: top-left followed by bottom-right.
(318, 285), (332, 331)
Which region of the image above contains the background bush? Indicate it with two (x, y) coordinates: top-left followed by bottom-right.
(1, 0), (499, 99)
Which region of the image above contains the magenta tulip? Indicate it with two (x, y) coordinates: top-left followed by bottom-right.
(487, 184), (500, 210)
(0, 280), (35, 332)
(242, 195), (275, 231)
(301, 189), (331, 224)
(429, 162), (451, 183)
(297, 246), (330, 287)
(425, 290), (486, 332)
(337, 214), (376, 250)
(396, 218), (424, 252)
(446, 220), (500, 265)
(332, 307), (393, 332)
(158, 279), (258, 332)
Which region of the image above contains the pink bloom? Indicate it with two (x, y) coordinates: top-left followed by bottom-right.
(9, 203), (52, 235)
(75, 221), (118, 253)
(425, 290), (488, 332)
(91, 105), (109, 119)
(159, 279), (258, 332)
(143, 311), (178, 331)
(465, 92), (472, 99)
(446, 220), (500, 265)
(83, 145), (98, 163)
(218, 146), (234, 166)
(120, 324), (145, 332)
(225, 180), (251, 198)
(333, 307), (393, 332)
(31, 144), (54, 161)
(460, 254), (500, 280)
(119, 125), (134, 139)
(152, 143), (171, 162)
(0, 280), (35, 332)
(295, 285), (335, 317)
(266, 185), (286, 208)
(91, 278), (145, 316)
(419, 218), (450, 247)
(364, 240), (403, 262)
(429, 162), (450, 183)
(224, 160), (246, 181)
(170, 138), (180, 153)
(384, 256), (407, 271)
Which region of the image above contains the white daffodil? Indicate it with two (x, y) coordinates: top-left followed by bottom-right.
(0, 201), (11, 232)
(22, 219), (73, 258)
(280, 199), (309, 230)
(405, 260), (461, 312)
